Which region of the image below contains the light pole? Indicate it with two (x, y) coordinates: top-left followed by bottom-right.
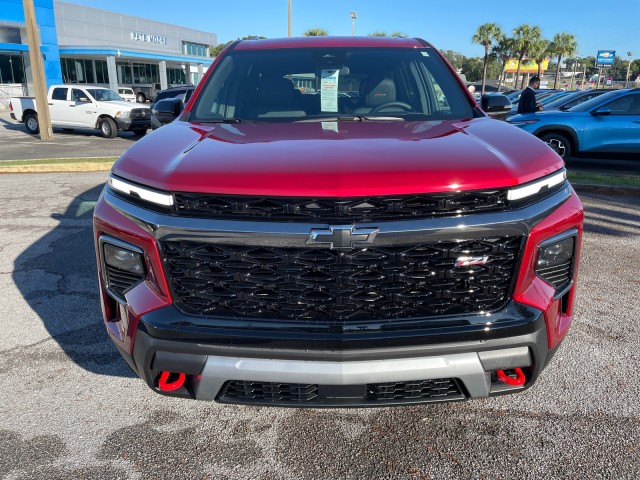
(350, 12), (357, 37)
(626, 51), (633, 88)
(288, 0), (291, 37)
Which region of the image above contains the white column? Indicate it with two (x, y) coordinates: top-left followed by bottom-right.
(197, 63), (204, 85)
(159, 61), (168, 90)
(106, 55), (118, 92)
(186, 63), (193, 85)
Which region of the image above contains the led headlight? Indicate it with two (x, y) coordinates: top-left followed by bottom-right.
(507, 169), (567, 202)
(104, 243), (144, 274)
(535, 229), (577, 294)
(108, 175), (174, 207)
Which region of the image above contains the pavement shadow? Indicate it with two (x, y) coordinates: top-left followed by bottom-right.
(0, 115), (142, 141)
(581, 191), (640, 238)
(13, 184), (134, 378)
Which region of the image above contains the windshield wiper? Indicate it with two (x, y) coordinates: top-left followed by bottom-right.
(198, 118), (245, 124)
(294, 115), (405, 123)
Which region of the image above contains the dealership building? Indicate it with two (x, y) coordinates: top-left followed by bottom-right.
(0, 0), (216, 105)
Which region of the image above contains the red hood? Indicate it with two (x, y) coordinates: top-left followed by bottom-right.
(112, 118), (564, 197)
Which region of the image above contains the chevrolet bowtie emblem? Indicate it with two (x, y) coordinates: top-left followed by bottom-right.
(306, 226), (380, 249)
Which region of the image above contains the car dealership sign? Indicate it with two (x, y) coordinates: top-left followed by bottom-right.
(595, 50), (615, 67)
(130, 31), (168, 45)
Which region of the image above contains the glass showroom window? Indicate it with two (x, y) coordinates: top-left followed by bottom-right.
(0, 54), (26, 84)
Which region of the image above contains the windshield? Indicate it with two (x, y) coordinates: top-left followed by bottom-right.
(87, 89), (123, 102)
(191, 46), (474, 122)
(568, 90), (624, 112)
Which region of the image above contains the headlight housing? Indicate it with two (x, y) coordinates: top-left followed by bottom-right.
(100, 237), (146, 301)
(535, 229), (578, 295)
(115, 110), (130, 118)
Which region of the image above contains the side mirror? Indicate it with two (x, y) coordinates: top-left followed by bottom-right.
(78, 97), (90, 103)
(153, 98), (184, 122)
(481, 94), (512, 116)
(591, 107), (611, 116)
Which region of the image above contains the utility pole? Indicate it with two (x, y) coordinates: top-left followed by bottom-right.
(288, 0), (291, 37)
(626, 52), (633, 88)
(23, 0), (52, 140)
(350, 12), (357, 37)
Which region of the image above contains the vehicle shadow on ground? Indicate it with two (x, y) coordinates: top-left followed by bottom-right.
(13, 185), (134, 378)
(580, 191), (640, 238)
(0, 116), (142, 140)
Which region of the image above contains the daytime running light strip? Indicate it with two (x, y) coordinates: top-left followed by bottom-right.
(507, 170), (567, 201)
(109, 176), (174, 207)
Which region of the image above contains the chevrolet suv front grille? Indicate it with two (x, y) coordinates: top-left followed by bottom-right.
(159, 236), (522, 322)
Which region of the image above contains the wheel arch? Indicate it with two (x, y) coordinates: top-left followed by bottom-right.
(22, 108), (37, 122)
(533, 125), (580, 153)
(95, 114), (116, 129)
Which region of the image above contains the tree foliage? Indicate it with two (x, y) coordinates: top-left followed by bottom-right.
(209, 35), (266, 57)
(303, 28), (329, 36)
(512, 24), (542, 89)
(368, 31), (388, 37)
(472, 23), (503, 94)
(441, 50), (465, 70)
(549, 32), (578, 89)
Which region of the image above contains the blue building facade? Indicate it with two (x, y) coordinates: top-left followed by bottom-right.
(1, 1), (216, 103)
(0, 0), (63, 88)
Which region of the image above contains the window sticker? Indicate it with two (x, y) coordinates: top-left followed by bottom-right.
(321, 69), (339, 112)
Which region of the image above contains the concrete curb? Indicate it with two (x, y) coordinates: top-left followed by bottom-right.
(0, 162), (114, 174)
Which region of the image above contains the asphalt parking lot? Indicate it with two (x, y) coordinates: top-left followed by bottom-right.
(0, 171), (638, 479)
(0, 111), (137, 161)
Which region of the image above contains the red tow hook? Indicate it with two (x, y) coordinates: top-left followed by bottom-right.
(158, 371), (186, 392)
(496, 368), (526, 387)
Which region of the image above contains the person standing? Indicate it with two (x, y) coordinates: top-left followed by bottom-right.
(517, 75), (543, 114)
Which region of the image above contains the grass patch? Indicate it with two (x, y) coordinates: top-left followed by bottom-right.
(568, 171), (640, 189)
(1, 157), (117, 166)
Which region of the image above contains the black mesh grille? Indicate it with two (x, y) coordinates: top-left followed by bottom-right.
(366, 378), (463, 401)
(159, 236), (522, 322)
(173, 191), (508, 222)
(218, 379), (464, 405)
(105, 265), (144, 300)
(220, 382), (319, 403)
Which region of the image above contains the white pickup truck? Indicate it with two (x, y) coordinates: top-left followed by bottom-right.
(10, 85), (151, 138)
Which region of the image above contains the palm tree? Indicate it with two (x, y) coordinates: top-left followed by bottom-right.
(550, 33), (578, 89)
(368, 31), (387, 37)
(529, 38), (551, 80)
(491, 37), (515, 91)
(512, 24), (542, 89)
(390, 31), (408, 38)
(303, 28), (328, 36)
(472, 23), (503, 95)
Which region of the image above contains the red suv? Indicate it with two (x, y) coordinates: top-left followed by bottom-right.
(93, 37), (583, 406)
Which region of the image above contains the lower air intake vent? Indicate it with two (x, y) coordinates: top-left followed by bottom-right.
(218, 379), (465, 406)
(105, 265), (144, 301)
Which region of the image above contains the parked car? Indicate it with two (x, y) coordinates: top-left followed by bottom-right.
(93, 36), (583, 407)
(150, 86), (196, 129)
(10, 85), (151, 138)
(129, 83), (161, 103)
(505, 91), (573, 118)
(507, 88), (640, 159)
(542, 89), (608, 112)
(117, 87), (136, 102)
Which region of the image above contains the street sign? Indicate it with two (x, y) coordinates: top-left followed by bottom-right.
(595, 50), (616, 67)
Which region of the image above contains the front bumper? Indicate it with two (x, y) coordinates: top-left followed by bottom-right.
(115, 117), (151, 131)
(93, 179), (583, 406)
(122, 305), (550, 406)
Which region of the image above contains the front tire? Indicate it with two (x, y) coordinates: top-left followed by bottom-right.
(132, 128), (147, 137)
(136, 93), (146, 103)
(540, 133), (572, 160)
(24, 113), (39, 134)
(99, 117), (117, 138)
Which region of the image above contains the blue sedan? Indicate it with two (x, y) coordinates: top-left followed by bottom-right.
(507, 89), (640, 159)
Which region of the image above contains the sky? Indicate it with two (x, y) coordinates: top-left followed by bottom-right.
(61, 0), (639, 59)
